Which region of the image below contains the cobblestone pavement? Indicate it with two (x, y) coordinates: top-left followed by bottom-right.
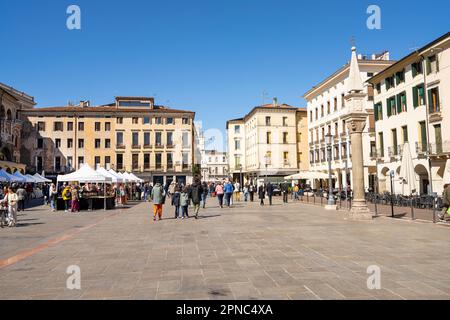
(1, 198), (450, 300)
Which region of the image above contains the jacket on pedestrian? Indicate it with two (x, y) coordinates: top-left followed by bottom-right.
(258, 185), (266, 199)
(215, 185), (224, 195)
(224, 183), (233, 194)
(172, 191), (181, 207)
(190, 183), (203, 204)
(180, 192), (189, 207)
(151, 183), (165, 205)
(16, 188), (26, 200)
(62, 187), (71, 201)
(266, 183), (274, 196)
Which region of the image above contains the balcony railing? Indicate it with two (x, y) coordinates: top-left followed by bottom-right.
(143, 144), (152, 149)
(132, 145), (141, 149)
(155, 144), (164, 149)
(415, 142), (429, 155)
(429, 141), (450, 155)
(116, 144), (125, 149)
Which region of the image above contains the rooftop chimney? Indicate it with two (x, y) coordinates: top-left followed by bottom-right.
(273, 97), (278, 107)
(79, 100), (90, 108)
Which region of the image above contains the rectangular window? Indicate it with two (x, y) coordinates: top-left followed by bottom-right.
(413, 84), (425, 108)
(67, 156), (73, 169)
(116, 154), (123, 170)
(94, 139), (100, 149)
(155, 117), (162, 125)
(37, 122), (46, 132)
(341, 94), (345, 108)
(167, 153), (173, 169)
(55, 139), (61, 149)
(283, 117), (288, 126)
(78, 156), (84, 167)
(333, 97), (337, 112)
(67, 138), (73, 149)
(321, 105), (324, 117)
(132, 154), (139, 170)
(182, 118), (189, 125)
(131, 117), (138, 124)
(378, 132), (384, 157)
(95, 122), (101, 131)
(235, 139), (241, 150)
(54, 122), (63, 131)
(419, 121), (427, 152)
(166, 117), (174, 125)
(396, 91), (407, 113)
(144, 154), (150, 169)
(155, 132), (162, 146)
(428, 87), (440, 113)
(283, 152), (289, 164)
(182, 153), (189, 169)
(95, 156), (101, 169)
(412, 62), (423, 77)
(54, 157), (61, 172)
(116, 117), (123, 124)
(265, 117), (271, 126)
(327, 101), (330, 114)
(105, 122), (111, 131)
(435, 124), (442, 154)
(427, 55), (439, 74)
(167, 132), (174, 146)
(116, 132), (124, 146)
(143, 117), (150, 124)
(385, 76), (395, 90)
(78, 139), (84, 149)
(234, 125), (240, 134)
(395, 69), (405, 85)
(283, 132), (288, 144)
(402, 126), (408, 143)
(266, 132), (272, 144)
(105, 156), (111, 169)
(105, 139), (111, 148)
(374, 102), (383, 121)
(144, 132), (150, 147)
(78, 122), (84, 131)
(392, 129), (398, 155)
(386, 96), (396, 117)
(375, 83), (381, 94)
(310, 111), (313, 122)
(132, 132), (139, 147)
(155, 154), (162, 169)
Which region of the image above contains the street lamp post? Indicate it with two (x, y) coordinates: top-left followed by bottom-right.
(325, 134), (337, 210)
(264, 154), (270, 182)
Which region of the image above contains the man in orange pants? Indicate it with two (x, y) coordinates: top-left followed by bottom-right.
(151, 182), (165, 221)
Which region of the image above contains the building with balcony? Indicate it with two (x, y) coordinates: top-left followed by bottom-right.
(303, 50), (394, 191)
(368, 32), (450, 195)
(202, 150), (228, 182)
(21, 97), (196, 185)
(0, 82), (36, 174)
(226, 99), (308, 184)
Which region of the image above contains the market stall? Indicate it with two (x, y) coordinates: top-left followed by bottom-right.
(57, 164), (113, 211)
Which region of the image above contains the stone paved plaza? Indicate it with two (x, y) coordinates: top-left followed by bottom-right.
(1, 198), (450, 300)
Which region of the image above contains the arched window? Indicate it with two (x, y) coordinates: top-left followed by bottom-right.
(0, 105), (5, 119)
(7, 109), (12, 120)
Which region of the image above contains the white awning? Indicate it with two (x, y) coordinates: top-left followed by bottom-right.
(97, 167), (123, 183)
(57, 164), (112, 183)
(285, 171), (336, 181)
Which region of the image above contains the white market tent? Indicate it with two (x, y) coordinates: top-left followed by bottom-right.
(25, 174), (39, 183)
(0, 169), (24, 182)
(123, 172), (137, 183)
(129, 172), (144, 183)
(33, 173), (52, 183)
(107, 169), (124, 183)
(97, 167), (123, 183)
(13, 171), (34, 183)
(284, 171), (336, 181)
(116, 172), (130, 183)
(57, 164), (112, 183)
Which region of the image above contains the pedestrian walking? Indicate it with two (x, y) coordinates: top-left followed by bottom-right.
(266, 182), (274, 206)
(62, 184), (72, 212)
(243, 185), (249, 202)
(201, 181), (208, 208)
(234, 182), (241, 202)
(71, 185), (80, 213)
(180, 187), (189, 219)
(190, 178), (203, 219)
(172, 186), (181, 219)
(282, 183), (289, 204)
(1, 187), (18, 227)
(215, 182), (224, 208)
(151, 182), (165, 221)
(258, 183), (266, 206)
(224, 181), (233, 208)
(249, 184), (255, 202)
(16, 185), (26, 212)
(50, 183), (58, 212)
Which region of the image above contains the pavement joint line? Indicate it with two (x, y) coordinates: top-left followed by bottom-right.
(0, 209), (128, 269)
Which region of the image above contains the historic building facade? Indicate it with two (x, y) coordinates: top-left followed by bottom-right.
(368, 32), (450, 195)
(303, 52), (394, 191)
(226, 99), (308, 183)
(21, 97), (196, 184)
(0, 82), (36, 173)
(202, 150), (228, 182)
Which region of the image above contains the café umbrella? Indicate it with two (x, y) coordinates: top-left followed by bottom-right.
(399, 142), (417, 196)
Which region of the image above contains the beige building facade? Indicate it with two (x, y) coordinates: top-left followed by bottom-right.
(226, 100), (309, 183)
(21, 97), (196, 184)
(303, 52), (395, 191)
(368, 32), (450, 195)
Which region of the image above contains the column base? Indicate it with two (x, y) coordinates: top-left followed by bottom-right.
(325, 204), (338, 211)
(345, 201), (373, 220)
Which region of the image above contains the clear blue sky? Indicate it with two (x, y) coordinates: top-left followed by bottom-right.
(1, 0), (449, 134)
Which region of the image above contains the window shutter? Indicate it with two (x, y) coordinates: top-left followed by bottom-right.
(428, 89), (433, 112)
(412, 64), (417, 78)
(436, 55), (440, 72)
(387, 99), (391, 117)
(426, 57), (432, 75)
(374, 104), (379, 121)
(402, 92), (407, 112)
(413, 87), (418, 108)
(397, 95), (402, 114)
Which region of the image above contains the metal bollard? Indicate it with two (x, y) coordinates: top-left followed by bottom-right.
(411, 198), (415, 220)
